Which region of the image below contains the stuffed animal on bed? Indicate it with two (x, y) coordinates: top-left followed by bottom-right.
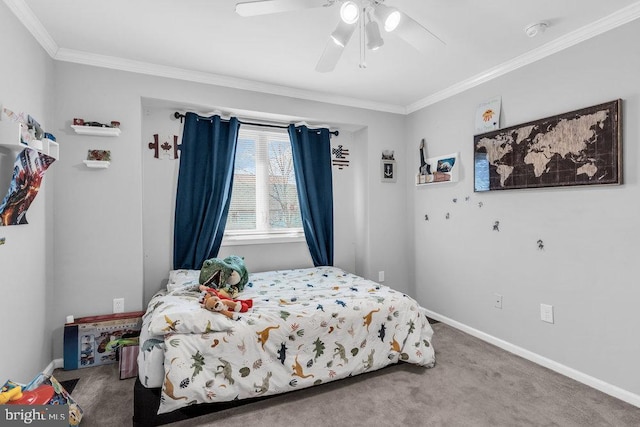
(199, 255), (249, 298)
(199, 285), (253, 319)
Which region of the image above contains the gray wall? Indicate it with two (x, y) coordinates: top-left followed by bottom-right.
(407, 19), (640, 398)
(0, 1), (55, 384)
(49, 63), (409, 358)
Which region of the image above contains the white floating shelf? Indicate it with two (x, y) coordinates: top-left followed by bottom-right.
(0, 110), (59, 159)
(416, 152), (459, 187)
(72, 125), (121, 137)
(83, 160), (110, 169)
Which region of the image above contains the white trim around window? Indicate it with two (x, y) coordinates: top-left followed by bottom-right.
(222, 229), (306, 246)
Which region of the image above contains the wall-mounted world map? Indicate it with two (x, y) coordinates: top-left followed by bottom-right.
(474, 100), (621, 191)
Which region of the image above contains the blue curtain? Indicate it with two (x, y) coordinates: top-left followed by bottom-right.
(173, 113), (240, 269)
(288, 124), (334, 266)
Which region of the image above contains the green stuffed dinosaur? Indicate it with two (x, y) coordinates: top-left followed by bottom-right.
(199, 255), (249, 298)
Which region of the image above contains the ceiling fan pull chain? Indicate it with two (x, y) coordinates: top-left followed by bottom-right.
(359, 6), (367, 68)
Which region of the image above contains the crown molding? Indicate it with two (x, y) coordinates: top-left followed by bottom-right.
(406, 1), (640, 113)
(6, 0), (640, 115)
(3, 0), (57, 57)
(53, 48), (405, 114)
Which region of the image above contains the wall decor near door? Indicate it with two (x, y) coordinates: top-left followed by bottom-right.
(0, 148), (55, 225)
(474, 99), (621, 192)
(148, 134), (180, 159)
(331, 144), (350, 169)
(381, 150), (396, 183)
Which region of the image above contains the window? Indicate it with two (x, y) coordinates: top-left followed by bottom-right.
(224, 126), (304, 244)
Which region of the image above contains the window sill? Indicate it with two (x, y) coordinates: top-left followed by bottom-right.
(222, 232), (306, 246)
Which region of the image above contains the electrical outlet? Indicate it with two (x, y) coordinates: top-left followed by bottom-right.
(494, 293), (503, 309)
(113, 298), (125, 313)
(540, 304), (554, 323)
(378, 271), (385, 282)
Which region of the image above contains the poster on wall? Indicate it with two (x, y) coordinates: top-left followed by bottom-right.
(0, 148), (56, 226)
(475, 96), (501, 134)
(473, 99), (621, 192)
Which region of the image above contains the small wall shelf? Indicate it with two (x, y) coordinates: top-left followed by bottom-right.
(416, 152), (459, 187)
(83, 160), (110, 169)
(0, 111), (59, 159)
(72, 125), (121, 137)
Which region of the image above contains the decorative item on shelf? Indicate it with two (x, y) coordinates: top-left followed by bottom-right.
(83, 149), (111, 169)
(0, 106), (59, 159)
(71, 118), (121, 136)
(381, 150), (396, 183)
(331, 144), (350, 169)
(416, 152), (459, 186)
(418, 139), (430, 178)
(148, 134), (180, 159)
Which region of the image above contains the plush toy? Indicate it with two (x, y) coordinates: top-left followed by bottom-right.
(199, 255), (249, 298)
(199, 285), (253, 319)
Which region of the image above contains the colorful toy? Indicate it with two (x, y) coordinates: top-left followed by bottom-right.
(6, 385), (55, 405)
(105, 336), (139, 353)
(199, 255), (249, 298)
(0, 385), (23, 404)
(199, 285), (253, 319)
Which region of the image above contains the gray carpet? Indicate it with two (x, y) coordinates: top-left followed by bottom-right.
(53, 323), (640, 426)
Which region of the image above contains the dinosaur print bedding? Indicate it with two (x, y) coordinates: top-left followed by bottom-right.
(138, 266), (436, 415)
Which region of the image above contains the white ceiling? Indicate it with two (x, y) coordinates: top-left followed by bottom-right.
(7, 0), (640, 113)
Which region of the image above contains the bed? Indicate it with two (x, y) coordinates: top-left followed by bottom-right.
(134, 266), (435, 425)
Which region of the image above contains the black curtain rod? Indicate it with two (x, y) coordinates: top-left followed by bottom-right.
(173, 112), (339, 136)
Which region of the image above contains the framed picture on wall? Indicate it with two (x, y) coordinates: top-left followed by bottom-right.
(381, 150), (396, 182)
(474, 99), (621, 191)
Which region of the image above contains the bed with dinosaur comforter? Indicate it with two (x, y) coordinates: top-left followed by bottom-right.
(135, 266), (435, 423)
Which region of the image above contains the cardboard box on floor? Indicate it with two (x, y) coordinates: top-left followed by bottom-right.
(63, 311), (144, 370)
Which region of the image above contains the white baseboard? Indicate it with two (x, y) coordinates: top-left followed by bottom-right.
(43, 358), (64, 376)
(425, 309), (640, 409)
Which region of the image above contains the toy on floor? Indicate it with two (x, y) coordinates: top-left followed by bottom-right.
(0, 385), (23, 404)
(199, 285), (253, 319)
(6, 385), (55, 405)
(105, 336), (139, 353)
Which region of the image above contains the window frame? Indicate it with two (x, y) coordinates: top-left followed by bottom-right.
(222, 125), (305, 246)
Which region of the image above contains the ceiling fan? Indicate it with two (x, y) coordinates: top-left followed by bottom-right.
(235, 0), (445, 72)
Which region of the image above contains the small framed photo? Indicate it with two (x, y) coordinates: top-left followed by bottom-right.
(381, 159), (396, 182)
(381, 150), (396, 183)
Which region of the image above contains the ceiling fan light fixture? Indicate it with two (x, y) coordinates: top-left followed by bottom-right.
(384, 10), (401, 32)
(340, 1), (359, 24)
(373, 3), (401, 32)
(330, 20), (357, 47)
(365, 19), (384, 50)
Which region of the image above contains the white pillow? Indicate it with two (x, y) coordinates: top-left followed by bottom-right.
(167, 269), (200, 291)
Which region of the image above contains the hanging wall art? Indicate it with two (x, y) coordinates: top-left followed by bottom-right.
(148, 134), (180, 159)
(332, 144), (350, 169)
(381, 150), (396, 183)
(474, 99), (621, 192)
(0, 148), (55, 226)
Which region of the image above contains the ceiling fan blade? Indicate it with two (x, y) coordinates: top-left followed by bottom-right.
(236, 0), (331, 17)
(395, 12), (445, 54)
(315, 39), (345, 73)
